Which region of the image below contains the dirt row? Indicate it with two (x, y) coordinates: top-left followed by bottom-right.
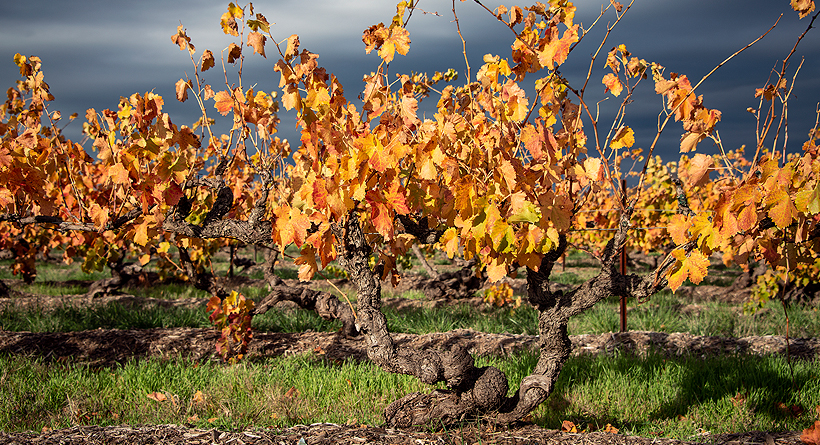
(0, 420), (809, 445)
(2, 326), (819, 367)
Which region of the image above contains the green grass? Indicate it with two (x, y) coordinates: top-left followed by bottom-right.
(0, 303), (211, 332)
(0, 259), (108, 283)
(3, 288), (819, 338)
(0, 354), (442, 433)
(569, 292), (820, 338)
(123, 283), (211, 300)
(1, 352), (817, 439)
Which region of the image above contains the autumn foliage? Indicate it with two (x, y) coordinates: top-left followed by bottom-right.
(2, 0), (820, 427)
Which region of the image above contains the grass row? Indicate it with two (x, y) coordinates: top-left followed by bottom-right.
(1, 352), (818, 439)
(3, 289), (819, 338)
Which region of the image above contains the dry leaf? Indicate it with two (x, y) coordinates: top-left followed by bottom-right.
(802, 420), (820, 445)
(561, 420), (577, 433)
(191, 390), (206, 407)
(147, 392), (167, 402)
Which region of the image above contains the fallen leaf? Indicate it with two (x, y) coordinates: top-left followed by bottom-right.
(147, 392), (167, 402)
(191, 390), (206, 406)
(604, 424), (619, 434)
(561, 420), (577, 433)
(802, 420), (820, 445)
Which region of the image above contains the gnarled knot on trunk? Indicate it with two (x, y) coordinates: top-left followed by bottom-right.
(384, 364), (508, 428)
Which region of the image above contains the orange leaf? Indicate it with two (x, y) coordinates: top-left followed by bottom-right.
(108, 163), (131, 185)
(552, 25), (578, 66)
(400, 94), (420, 126)
(175, 79), (191, 102)
(680, 132), (704, 153)
(201, 50), (215, 72)
(766, 189), (797, 229)
(667, 214), (692, 245)
(366, 190), (395, 239)
(294, 246), (318, 281)
(214, 90), (234, 116)
(147, 392), (167, 402)
(89, 203), (110, 229)
(686, 153), (714, 186)
(312, 178), (329, 210)
(801, 420), (820, 445)
(485, 258), (508, 283)
(667, 248), (709, 292)
(285, 34), (300, 60)
(737, 204), (757, 232)
(384, 182), (410, 215)
(602, 73), (623, 97)
(247, 32), (266, 58)
(561, 420), (578, 433)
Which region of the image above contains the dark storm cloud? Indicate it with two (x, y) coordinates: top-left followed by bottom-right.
(1, 0), (817, 163)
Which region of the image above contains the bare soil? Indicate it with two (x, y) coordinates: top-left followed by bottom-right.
(0, 422), (808, 445)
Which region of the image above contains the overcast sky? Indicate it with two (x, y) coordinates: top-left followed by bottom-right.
(1, 0), (818, 164)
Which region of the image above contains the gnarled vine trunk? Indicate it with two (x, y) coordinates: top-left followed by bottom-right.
(332, 210), (684, 427)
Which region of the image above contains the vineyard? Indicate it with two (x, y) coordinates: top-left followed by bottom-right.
(2, 0), (820, 443)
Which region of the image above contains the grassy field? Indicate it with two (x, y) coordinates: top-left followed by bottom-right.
(1, 250), (819, 439)
(1, 352), (817, 439)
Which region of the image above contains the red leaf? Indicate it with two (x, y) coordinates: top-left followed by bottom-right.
(163, 182), (184, 206)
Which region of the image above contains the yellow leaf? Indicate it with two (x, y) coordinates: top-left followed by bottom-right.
(485, 258), (507, 282)
(439, 228), (460, 259)
(378, 26), (410, 63)
(667, 248), (710, 292)
(609, 126), (634, 149)
(794, 181), (820, 214)
(134, 221), (150, 247)
(139, 254), (151, 266)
